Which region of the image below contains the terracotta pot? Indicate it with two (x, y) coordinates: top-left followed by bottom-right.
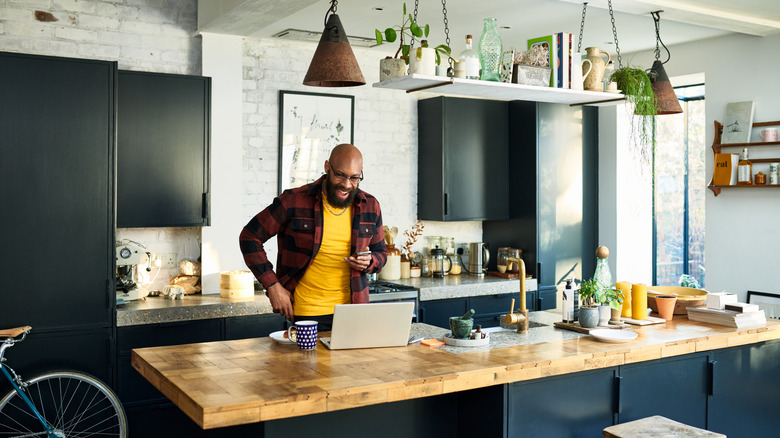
(654, 295), (678, 321)
(579, 307), (599, 328)
(610, 306), (622, 323)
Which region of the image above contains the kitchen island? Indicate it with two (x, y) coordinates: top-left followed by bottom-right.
(131, 314), (780, 437)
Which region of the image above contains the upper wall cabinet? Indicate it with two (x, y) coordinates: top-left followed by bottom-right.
(117, 71), (211, 228)
(417, 97), (509, 221)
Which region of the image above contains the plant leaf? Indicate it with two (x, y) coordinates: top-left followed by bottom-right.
(385, 28), (397, 43)
(401, 45), (410, 58)
(410, 22), (422, 38)
(403, 2), (406, 15)
(435, 44), (451, 55)
(375, 29), (383, 45)
(424, 24), (430, 37)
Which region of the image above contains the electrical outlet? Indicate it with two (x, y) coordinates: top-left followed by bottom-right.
(160, 253), (177, 269)
(455, 243), (469, 255)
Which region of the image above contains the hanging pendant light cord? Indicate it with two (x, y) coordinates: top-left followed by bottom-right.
(323, 0), (337, 27)
(652, 11), (671, 64)
(577, 2), (588, 54)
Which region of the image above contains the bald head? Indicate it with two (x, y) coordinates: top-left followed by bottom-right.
(325, 143), (363, 176)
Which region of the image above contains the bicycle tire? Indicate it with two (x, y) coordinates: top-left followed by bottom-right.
(0, 370), (127, 438)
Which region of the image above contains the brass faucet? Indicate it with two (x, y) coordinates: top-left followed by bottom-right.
(503, 257), (529, 333)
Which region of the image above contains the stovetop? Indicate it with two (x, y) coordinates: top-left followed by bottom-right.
(368, 281), (418, 301)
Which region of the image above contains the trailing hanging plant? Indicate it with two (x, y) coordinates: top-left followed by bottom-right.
(610, 66), (660, 151)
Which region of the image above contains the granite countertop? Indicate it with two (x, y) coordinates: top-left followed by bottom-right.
(409, 310), (581, 353)
(116, 293), (273, 327)
(393, 275), (537, 301)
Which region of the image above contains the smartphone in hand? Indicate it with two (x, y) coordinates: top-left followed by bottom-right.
(351, 250), (371, 258)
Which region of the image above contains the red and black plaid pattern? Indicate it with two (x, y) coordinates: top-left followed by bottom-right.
(239, 176), (387, 304)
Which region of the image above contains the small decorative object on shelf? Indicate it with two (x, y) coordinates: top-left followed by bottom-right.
(737, 147), (753, 185)
(458, 34), (479, 80)
(478, 18), (502, 82)
(721, 101), (755, 144)
(512, 43), (551, 87)
(708, 119), (780, 195)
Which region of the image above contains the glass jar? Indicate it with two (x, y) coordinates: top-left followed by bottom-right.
(421, 255), (431, 276)
(450, 254), (463, 275)
(426, 236), (442, 254)
(507, 248), (522, 274)
(442, 237), (455, 255)
(497, 247), (511, 273)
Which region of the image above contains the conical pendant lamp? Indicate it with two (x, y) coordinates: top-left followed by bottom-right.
(648, 59), (682, 114)
(303, 3), (365, 87)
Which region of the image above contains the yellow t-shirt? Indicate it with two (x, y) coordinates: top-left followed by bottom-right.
(293, 197), (352, 316)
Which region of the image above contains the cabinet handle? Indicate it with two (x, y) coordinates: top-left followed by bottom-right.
(537, 262), (542, 282)
(708, 360), (717, 396)
(614, 375), (623, 415)
(444, 193), (448, 216)
(202, 192), (210, 221)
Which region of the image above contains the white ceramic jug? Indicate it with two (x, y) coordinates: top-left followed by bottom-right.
(571, 52), (592, 91)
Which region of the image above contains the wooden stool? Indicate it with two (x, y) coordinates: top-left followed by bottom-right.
(603, 416), (726, 438)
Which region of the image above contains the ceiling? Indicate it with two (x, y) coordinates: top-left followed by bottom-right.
(198, 0), (780, 58)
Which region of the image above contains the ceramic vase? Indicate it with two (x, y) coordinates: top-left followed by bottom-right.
(579, 307), (599, 328)
(598, 305), (611, 326)
(478, 18), (502, 81)
(571, 52), (591, 91)
(379, 244), (401, 280)
(408, 47), (436, 76)
(655, 295), (678, 321)
(583, 47), (611, 91)
(379, 58), (407, 82)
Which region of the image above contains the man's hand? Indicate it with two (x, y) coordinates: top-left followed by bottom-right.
(345, 247), (372, 272)
(266, 283), (294, 320)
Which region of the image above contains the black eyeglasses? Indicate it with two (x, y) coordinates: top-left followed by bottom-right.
(328, 168), (364, 184)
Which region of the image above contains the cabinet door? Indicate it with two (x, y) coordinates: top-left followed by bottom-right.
(117, 71), (211, 227)
(419, 298), (468, 329)
(418, 97), (508, 221)
(618, 354), (708, 428)
(225, 314), (287, 340)
(508, 367), (617, 437)
(0, 52), (114, 331)
(708, 340), (780, 436)
(538, 286), (557, 311)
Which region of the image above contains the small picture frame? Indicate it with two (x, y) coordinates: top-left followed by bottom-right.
(747, 290), (780, 319)
(500, 50), (515, 83)
(721, 101), (755, 144)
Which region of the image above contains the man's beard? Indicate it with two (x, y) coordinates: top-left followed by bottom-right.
(324, 176), (357, 208)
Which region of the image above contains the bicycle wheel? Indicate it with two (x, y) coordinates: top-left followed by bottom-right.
(0, 370), (127, 438)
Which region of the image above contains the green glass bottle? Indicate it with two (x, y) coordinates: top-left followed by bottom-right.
(594, 246), (612, 299)
(478, 18), (502, 81)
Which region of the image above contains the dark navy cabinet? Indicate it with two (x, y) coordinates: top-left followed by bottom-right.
(417, 97), (509, 221)
(117, 70), (211, 228)
(419, 292), (550, 329)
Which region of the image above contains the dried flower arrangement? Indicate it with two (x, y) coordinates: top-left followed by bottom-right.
(514, 43), (549, 67)
(402, 220), (424, 265)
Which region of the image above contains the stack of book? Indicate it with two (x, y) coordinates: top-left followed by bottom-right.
(527, 32), (573, 89)
(687, 303), (766, 328)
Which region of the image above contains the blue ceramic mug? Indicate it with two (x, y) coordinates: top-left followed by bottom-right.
(287, 320), (318, 350)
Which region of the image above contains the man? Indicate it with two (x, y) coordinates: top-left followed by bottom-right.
(239, 144), (387, 330)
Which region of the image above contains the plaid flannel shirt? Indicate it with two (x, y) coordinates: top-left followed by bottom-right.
(239, 176), (387, 305)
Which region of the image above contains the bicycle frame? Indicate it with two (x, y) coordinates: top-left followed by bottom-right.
(0, 334), (56, 437)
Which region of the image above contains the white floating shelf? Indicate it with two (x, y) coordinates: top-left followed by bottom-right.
(372, 74), (625, 106)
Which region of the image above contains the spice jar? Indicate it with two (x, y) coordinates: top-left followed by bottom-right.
(755, 171), (767, 185)
(507, 248), (523, 274)
(497, 247), (511, 273)
(450, 254), (463, 275)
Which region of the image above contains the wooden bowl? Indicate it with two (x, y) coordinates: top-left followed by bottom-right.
(647, 286), (708, 314)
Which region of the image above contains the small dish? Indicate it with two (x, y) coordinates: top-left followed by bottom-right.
(606, 89), (622, 94)
(589, 329), (638, 343)
(269, 330), (295, 344)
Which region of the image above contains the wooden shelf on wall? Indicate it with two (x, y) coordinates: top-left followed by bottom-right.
(708, 120), (780, 196)
(372, 74), (626, 106)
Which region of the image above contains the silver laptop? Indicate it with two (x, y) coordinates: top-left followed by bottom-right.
(320, 302), (415, 350)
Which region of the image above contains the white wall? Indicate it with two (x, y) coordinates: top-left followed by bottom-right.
(612, 33), (780, 299)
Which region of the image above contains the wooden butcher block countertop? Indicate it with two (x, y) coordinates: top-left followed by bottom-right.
(131, 315), (780, 429)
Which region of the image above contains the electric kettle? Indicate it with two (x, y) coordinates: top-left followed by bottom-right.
(467, 242), (490, 277)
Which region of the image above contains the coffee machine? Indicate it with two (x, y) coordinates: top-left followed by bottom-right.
(116, 242), (151, 302)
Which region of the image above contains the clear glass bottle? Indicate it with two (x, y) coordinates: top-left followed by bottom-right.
(459, 34), (480, 80)
(478, 18), (502, 81)
(594, 246), (612, 300)
(737, 147), (753, 185)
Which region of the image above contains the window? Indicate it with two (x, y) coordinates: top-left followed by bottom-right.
(653, 84), (706, 287)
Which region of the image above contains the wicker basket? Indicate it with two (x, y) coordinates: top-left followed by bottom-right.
(220, 270), (254, 298)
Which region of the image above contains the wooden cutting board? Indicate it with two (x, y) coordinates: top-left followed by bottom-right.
(554, 321), (631, 334)
(487, 271), (520, 279)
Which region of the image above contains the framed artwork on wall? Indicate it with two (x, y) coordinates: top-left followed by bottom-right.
(278, 90), (355, 193)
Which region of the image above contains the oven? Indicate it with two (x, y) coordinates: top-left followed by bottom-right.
(368, 281), (419, 322)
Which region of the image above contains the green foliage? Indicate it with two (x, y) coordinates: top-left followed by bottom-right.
(579, 278), (600, 308)
(679, 274), (701, 289)
(601, 287), (624, 310)
(374, 2), (450, 65)
(611, 66), (660, 151)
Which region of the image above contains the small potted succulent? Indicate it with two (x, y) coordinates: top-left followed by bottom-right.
(375, 3), (451, 80)
(578, 278), (601, 328)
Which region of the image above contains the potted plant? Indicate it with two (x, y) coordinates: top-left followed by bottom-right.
(610, 65), (660, 154)
(375, 3), (451, 80)
(578, 278), (600, 328)
(601, 286), (624, 323)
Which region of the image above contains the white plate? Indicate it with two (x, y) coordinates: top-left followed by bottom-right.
(589, 329), (638, 343)
(270, 330), (295, 344)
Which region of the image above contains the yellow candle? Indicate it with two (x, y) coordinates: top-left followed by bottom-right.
(631, 283), (648, 320)
(616, 281), (632, 318)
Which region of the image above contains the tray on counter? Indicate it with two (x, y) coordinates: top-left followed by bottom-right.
(554, 321), (632, 334)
